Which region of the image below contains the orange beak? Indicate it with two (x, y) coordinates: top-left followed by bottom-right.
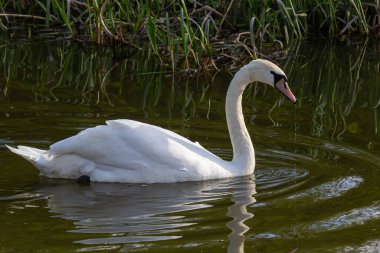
(275, 79), (297, 104)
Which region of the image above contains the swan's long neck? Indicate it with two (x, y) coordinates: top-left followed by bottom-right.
(226, 67), (255, 171)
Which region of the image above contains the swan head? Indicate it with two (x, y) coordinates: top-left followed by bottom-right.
(244, 59), (297, 103)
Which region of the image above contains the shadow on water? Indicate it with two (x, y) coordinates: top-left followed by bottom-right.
(1, 37), (380, 252)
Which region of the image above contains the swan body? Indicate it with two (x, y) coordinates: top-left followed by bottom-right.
(7, 59), (296, 183)
(7, 120), (239, 183)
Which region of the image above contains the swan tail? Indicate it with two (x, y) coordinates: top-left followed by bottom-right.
(5, 145), (45, 161)
(5, 144), (50, 171)
(6, 145), (95, 179)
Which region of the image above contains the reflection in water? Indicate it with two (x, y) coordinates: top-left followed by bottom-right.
(0, 39), (203, 119)
(227, 178), (256, 253)
(1, 38), (380, 140)
(36, 177), (256, 252)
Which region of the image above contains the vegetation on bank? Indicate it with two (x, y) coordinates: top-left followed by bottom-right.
(0, 0), (379, 70)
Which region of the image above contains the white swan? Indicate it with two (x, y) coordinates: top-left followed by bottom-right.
(6, 59), (296, 183)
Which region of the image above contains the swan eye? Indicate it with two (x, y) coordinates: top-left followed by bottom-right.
(270, 71), (287, 85)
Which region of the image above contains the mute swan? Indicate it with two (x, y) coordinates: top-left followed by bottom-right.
(6, 59), (296, 183)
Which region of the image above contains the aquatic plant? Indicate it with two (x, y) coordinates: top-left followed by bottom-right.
(0, 0), (379, 70)
(1, 38), (379, 143)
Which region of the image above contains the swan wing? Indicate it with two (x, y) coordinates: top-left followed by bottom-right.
(49, 119), (219, 174)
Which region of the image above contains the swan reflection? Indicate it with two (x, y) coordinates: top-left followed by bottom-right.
(37, 176), (256, 252)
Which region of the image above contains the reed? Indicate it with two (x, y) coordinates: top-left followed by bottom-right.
(0, 0), (379, 70)
(1, 37), (379, 141)
(279, 38), (380, 141)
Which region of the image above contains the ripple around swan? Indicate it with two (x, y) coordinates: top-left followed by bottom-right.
(251, 149), (313, 204)
(334, 239), (380, 253)
(288, 176), (363, 201)
(308, 201), (380, 232)
(0, 192), (42, 201)
(74, 235), (183, 245)
(15, 178), (254, 250)
(247, 132), (380, 252)
(1, 130), (380, 252)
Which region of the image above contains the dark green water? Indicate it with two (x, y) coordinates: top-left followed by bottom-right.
(0, 38), (380, 253)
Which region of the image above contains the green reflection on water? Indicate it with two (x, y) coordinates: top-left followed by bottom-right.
(0, 38), (380, 252)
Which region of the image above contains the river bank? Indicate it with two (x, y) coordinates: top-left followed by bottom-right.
(1, 1), (379, 70)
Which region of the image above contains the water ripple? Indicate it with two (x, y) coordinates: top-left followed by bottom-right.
(335, 239), (380, 253)
(289, 176), (363, 201)
(2, 132), (380, 252)
(75, 235), (182, 245)
(309, 201), (380, 231)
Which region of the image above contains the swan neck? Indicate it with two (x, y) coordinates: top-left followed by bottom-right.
(226, 69), (255, 169)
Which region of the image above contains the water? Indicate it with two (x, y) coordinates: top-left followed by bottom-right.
(0, 38), (380, 252)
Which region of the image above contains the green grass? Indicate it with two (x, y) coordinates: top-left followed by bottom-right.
(0, 0), (379, 70)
